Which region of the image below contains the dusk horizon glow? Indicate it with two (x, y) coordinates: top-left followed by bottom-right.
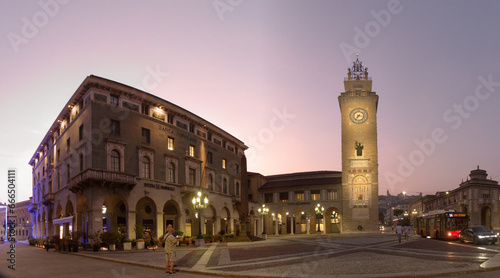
(1, 0), (499, 203)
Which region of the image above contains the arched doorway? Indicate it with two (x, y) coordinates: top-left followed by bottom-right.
(102, 195), (128, 235)
(481, 206), (492, 229)
(136, 197), (157, 238)
(162, 200), (179, 234)
(325, 207), (341, 233)
(220, 207), (230, 234)
(203, 205), (216, 235)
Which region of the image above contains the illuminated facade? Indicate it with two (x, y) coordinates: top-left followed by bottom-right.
(29, 75), (248, 240)
(338, 56), (379, 232)
(250, 56), (380, 234)
(1, 199), (32, 241)
(250, 171), (342, 235)
(410, 167), (500, 230)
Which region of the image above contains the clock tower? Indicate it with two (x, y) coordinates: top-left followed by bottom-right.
(338, 55), (379, 232)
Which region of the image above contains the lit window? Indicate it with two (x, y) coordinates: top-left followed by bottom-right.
(327, 190), (337, 200)
(168, 137), (174, 151)
(222, 159), (226, 169)
(311, 190), (321, 201)
(189, 145), (195, 157)
(295, 191), (304, 201)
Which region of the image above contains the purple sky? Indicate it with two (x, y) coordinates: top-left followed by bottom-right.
(1, 0), (499, 203)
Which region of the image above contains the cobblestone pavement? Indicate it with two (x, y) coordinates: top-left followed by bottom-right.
(3, 233), (500, 277)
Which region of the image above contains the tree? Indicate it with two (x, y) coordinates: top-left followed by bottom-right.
(393, 209), (405, 218)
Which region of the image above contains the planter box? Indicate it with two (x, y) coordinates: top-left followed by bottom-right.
(136, 241), (145, 250)
(108, 244), (116, 251)
(123, 242), (132, 250)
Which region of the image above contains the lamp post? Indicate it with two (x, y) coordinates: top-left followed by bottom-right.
(315, 204), (324, 234)
(258, 204), (269, 239)
(192, 191), (208, 246)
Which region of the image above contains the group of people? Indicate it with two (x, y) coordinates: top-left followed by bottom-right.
(395, 223), (411, 243)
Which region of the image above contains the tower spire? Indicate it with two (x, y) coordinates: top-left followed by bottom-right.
(347, 54), (369, 81)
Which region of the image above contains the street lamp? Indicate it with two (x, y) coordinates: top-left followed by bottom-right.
(315, 204), (324, 233)
(258, 204), (269, 239)
(192, 191), (208, 246)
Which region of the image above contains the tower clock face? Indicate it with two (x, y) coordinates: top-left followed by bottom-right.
(350, 108), (368, 124)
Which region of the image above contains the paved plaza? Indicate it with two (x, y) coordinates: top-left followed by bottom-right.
(2, 232), (500, 277)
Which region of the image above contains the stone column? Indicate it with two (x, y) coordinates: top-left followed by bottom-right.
(275, 215), (279, 235)
(156, 212), (164, 238)
(88, 209), (102, 243)
(229, 217), (234, 234)
(290, 215), (294, 235)
(178, 211), (186, 235)
(33, 220), (38, 238)
(127, 211), (136, 240)
(215, 217), (221, 235)
(306, 214), (310, 234)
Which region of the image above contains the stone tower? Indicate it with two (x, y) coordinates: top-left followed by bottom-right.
(338, 55), (379, 232)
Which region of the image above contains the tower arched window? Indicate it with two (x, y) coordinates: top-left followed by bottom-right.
(141, 156), (151, 179)
(111, 150), (120, 172)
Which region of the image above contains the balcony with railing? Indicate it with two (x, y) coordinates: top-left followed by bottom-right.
(28, 203), (37, 213)
(69, 168), (136, 192)
(231, 195), (241, 203)
(42, 193), (55, 205)
(479, 198), (492, 205)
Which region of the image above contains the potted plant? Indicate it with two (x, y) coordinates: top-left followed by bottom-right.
(203, 234), (213, 243)
(92, 242), (101, 252)
(88, 230), (102, 252)
(100, 231), (120, 251)
(213, 234), (223, 242)
(70, 231), (82, 252)
(134, 224), (144, 240)
(136, 238), (145, 250)
(123, 238), (132, 250)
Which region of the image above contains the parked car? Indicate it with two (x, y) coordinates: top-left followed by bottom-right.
(459, 225), (497, 245)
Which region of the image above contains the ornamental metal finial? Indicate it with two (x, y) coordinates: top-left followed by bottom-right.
(347, 54), (368, 80)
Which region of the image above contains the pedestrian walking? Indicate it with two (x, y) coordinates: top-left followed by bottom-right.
(44, 238), (50, 252)
(163, 227), (178, 274)
(396, 223), (402, 243)
(404, 225), (410, 241)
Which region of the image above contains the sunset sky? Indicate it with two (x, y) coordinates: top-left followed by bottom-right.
(1, 0), (499, 203)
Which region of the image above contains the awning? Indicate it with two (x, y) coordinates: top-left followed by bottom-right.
(53, 216), (73, 225)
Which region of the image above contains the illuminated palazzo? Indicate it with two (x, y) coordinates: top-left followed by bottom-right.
(29, 75), (248, 240)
